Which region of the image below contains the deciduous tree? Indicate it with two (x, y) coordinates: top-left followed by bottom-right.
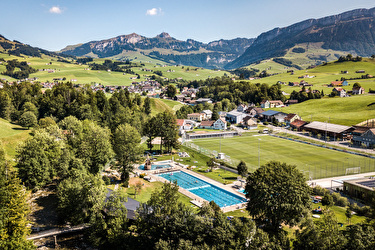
(245, 161), (311, 231)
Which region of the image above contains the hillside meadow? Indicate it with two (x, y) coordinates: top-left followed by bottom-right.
(274, 94), (375, 126)
(0, 118), (30, 161)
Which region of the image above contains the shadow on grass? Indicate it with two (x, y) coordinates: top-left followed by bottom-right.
(12, 127), (28, 131)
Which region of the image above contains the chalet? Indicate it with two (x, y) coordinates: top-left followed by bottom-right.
(332, 87), (347, 97)
(213, 118), (227, 130)
(329, 81), (348, 87)
(242, 116), (258, 129)
(237, 104), (248, 113)
(201, 110), (213, 120)
(352, 86), (365, 95)
(246, 107), (264, 117)
(352, 128), (375, 148)
(199, 120), (215, 129)
(290, 119), (308, 131)
(176, 119), (195, 131)
(226, 110), (247, 124)
(187, 113), (205, 122)
(284, 113), (301, 126)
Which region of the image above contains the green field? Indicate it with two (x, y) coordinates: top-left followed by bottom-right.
(274, 94), (375, 126)
(0, 118), (30, 161)
(0, 52), (231, 86)
(191, 135), (375, 179)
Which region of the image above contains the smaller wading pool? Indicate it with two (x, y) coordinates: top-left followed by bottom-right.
(138, 164), (172, 170)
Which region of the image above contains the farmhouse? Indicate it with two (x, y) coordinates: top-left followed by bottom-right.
(352, 127), (375, 148)
(303, 121), (352, 140)
(329, 80), (348, 87)
(284, 113), (301, 126)
(332, 87), (347, 97)
(260, 100), (284, 109)
(285, 99), (298, 106)
(352, 86), (365, 95)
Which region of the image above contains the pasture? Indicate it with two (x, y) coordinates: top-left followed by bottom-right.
(0, 118), (30, 161)
(192, 134), (375, 179)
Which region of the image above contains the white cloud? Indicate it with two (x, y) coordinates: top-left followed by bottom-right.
(146, 8), (162, 16)
(49, 6), (62, 14)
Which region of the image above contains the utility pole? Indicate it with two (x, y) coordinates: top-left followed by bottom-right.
(258, 139), (261, 168)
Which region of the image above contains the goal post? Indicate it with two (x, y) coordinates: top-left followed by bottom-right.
(345, 167), (361, 175)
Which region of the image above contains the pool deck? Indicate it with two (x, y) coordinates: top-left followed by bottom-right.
(136, 160), (247, 213)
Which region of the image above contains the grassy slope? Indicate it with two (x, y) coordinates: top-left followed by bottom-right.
(0, 52), (231, 86)
(0, 118), (30, 161)
(192, 135), (375, 179)
(274, 94), (375, 126)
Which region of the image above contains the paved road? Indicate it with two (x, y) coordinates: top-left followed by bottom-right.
(27, 224), (89, 240)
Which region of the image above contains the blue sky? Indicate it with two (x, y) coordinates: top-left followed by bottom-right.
(1, 0), (374, 51)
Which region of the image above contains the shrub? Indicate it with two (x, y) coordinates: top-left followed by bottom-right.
(336, 197), (349, 207)
(263, 122), (269, 125)
(312, 185), (329, 196)
(102, 175), (111, 185)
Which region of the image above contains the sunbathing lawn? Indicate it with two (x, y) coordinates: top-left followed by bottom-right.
(192, 135), (375, 179)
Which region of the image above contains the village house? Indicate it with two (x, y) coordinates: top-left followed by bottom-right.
(195, 98), (213, 105)
(246, 107), (264, 117)
(284, 113), (301, 126)
(213, 118), (227, 130)
(260, 110), (288, 123)
(187, 113), (205, 122)
(242, 116), (258, 129)
(199, 120), (215, 129)
(285, 99), (298, 106)
(237, 104), (248, 113)
(201, 110), (213, 120)
(352, 127), (375, 148)
(329, 80), (349, 87)
(352, 86), (365, 95)
(332, 87), (347, 97)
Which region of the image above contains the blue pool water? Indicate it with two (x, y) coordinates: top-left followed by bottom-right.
(238, 188), (247, 194)
(138, 164), (171, 170)
(158, 171), (247, 208)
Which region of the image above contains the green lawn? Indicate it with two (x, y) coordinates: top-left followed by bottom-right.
(192, 135), (375, 179)
(0, 118), (30, 161)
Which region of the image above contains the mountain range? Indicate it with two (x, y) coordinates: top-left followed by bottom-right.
(59, 32), (254, 69)
(2, 7), (375, 70)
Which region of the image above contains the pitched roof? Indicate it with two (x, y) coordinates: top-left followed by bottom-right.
(176, 119), (185, 126)
(261, 110), (281, 116)
(304, 121), (351, 134)
(290, 119), (307, 128)
(285, 113), (298, 121)
(200, 120), (215, 126)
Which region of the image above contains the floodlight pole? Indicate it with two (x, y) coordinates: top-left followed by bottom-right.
(258, 139), (261, 168)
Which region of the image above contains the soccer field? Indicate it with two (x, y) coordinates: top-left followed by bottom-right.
(191, 135), (375, 179)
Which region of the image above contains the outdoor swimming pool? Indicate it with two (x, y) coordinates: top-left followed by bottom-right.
(138, 164), (171, 170)
(158, 171), (247, 208)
